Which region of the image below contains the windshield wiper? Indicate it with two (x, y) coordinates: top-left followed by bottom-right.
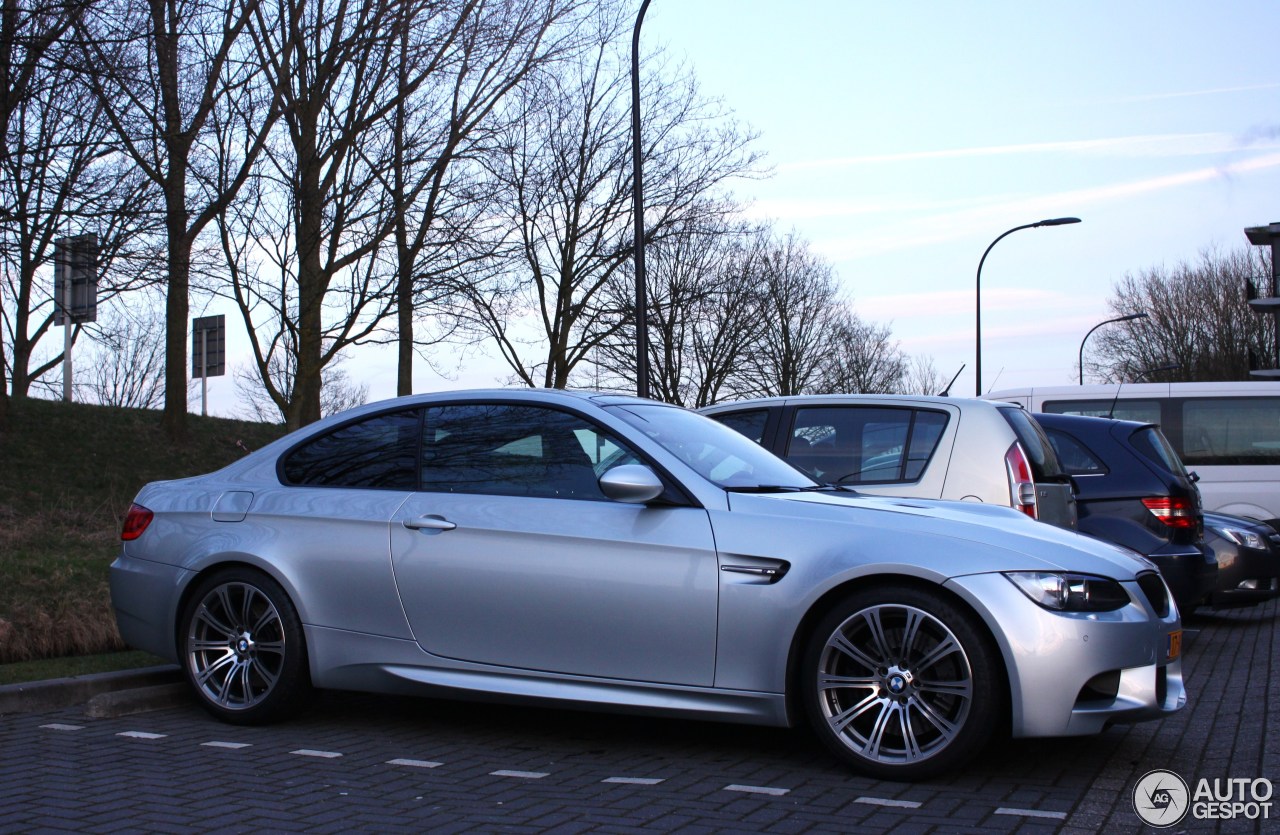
(722, 484), (830, 493)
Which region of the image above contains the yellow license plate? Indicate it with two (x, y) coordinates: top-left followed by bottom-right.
(1167, 630), (1182, 661)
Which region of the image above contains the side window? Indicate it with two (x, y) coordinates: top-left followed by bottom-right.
(1045, 429), (1107, 476)
(1042, 398), (1161, 424)
(788, 406), (948, 484)
(1180, 397), (1280, 465)
(420, 404), (636, 500)
(281, 409), (420, 489)
(712, 409), (769, 444)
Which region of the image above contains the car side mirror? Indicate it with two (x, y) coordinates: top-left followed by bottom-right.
(598, 464), (665, 504)
(1189, 470), (1200, 483)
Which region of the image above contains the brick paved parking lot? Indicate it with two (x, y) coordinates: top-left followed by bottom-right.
(2, 599), (1276, 834)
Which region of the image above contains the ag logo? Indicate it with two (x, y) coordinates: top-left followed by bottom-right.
(1133, 769), (1190, 827)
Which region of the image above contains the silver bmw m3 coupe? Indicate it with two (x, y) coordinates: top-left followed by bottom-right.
(110, 389), (1185, 780)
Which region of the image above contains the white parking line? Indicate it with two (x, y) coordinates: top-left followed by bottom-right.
(490, 770), (549, 779)
(117, 731), (166, 740)
(855, 796), (922, 809)
(40, 724), (83, 731)
(995, 807), (1068, 820)
(387, 758), (443, 769)
(602, 777), (665, 785)
(291, 749), (343, 758)
(202, 741), (252, 749)
(725, 784), (790, 797)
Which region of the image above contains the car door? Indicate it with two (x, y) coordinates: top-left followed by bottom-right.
(389, 401), (720, 686)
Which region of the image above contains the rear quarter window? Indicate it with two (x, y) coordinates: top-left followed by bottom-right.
(281, 409), (421, 489)
(999, 407), (1066, 480)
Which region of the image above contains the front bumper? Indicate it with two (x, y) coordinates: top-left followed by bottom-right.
(945, 571), (1186, 738)
(1148, 545), (1218, 611)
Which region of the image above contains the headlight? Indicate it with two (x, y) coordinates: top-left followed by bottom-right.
(1004, 572), (1130, 612)
(1213, 525), (1266, 550)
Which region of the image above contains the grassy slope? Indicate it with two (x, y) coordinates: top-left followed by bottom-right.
(0, 398), (286, 663)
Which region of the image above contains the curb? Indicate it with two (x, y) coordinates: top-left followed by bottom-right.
(0, 665), (184, 716)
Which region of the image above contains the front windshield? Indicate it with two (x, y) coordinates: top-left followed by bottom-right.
(607, 403), (819, 490)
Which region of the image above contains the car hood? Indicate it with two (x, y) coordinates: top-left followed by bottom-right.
(729, 489), (1153, 581)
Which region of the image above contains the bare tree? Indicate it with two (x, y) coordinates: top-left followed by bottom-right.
(0, 0), (88, 425)
(595, 211), (764, 406)
(456, 7), (760, 389)
(734, 230), (843, 398)
(384, 0), (587, 396)
(814, 312), (906, 395)
(74, 293), (166, 409)
(1090, 246), (1274, 383)
(0, 0), (161, 404)
(75, 0), (287, 437)
(896, 354), (948, 396)
(232, 349), (366, 424)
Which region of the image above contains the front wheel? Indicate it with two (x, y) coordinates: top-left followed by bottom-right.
(180, 568), (312, 724)
(801, 585), (1004, 780)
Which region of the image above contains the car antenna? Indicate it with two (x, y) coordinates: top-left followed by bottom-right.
(937, 364), (965, 397)
(1107, 381), (1124, 419)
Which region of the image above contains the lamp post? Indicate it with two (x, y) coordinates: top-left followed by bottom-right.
(631, 0), (652, 398)
(1078, 312), (1148, 385)
(975, 217), (1081, 396)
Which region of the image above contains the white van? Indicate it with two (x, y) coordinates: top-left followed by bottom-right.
(986, 382), (1280, 526)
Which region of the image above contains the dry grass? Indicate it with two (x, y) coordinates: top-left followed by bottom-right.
(0, 398), (286, 663)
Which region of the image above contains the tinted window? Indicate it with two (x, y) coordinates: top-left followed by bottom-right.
(1180, 397), (1280, 465)
(787, 406), (948, 484)
(609, 403), (814, 489)
(713, 409), (769, 444)
(420, 404), (635, 500)
(1000, 408), (1066, 480)
(1045, 429), (1107, 475)
(1130, 426), (1190, 477)
(1042, 398), (1161, 424)
(281, 409), (420, 489)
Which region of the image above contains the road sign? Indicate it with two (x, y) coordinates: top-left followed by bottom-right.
(192, 315), (226, 378)
(53, 234), (99, 325)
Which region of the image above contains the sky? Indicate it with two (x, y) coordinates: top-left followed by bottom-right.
(193, 0), (1280, 415)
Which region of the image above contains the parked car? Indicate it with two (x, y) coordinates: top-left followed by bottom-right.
(1034, 412), (1216, 613)
(699, 394), (1077, 529)
(112, 390), (1184, 781)
(1203, 511), (1280, 608)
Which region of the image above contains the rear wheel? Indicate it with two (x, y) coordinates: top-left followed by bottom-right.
(801, 585), (1004, 780)
(180, 568), (311, 724)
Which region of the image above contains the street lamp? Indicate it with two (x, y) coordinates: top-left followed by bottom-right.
(975, 217), (1081, 396)
(631, 0), (653, 398)
(1078, 312), (1148, 385)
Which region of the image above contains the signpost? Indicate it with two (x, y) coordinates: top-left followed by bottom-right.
(191, 315), (226, 416)
(53, 234), (99, 402)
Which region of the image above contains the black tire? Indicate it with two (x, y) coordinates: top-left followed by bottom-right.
(179, 567), (312, 725)
(800, 585), (1005, 781)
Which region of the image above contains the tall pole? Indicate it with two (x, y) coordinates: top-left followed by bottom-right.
(631, 0), (652, 398)
(1078, 312), (1148, 385)
(975, 217), (1081, 396)
(62, 268), (72, 402)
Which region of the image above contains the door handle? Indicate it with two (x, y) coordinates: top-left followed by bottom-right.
(403, 515), (456, 531)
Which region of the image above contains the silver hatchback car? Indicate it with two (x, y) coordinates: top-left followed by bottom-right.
(111, 390), (1182, 780)
(700, 394), (1078, 530)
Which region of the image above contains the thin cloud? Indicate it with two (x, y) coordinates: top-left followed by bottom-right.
(781, 132), (1277, 172)
(1103, 82), (1280, 104)
(816, 152), (1280, 260)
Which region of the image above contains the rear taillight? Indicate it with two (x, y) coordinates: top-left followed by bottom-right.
(1141, 496), (1197, 528)
(121, 503), (154, 541)
(1005, 443), (1038, 519)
